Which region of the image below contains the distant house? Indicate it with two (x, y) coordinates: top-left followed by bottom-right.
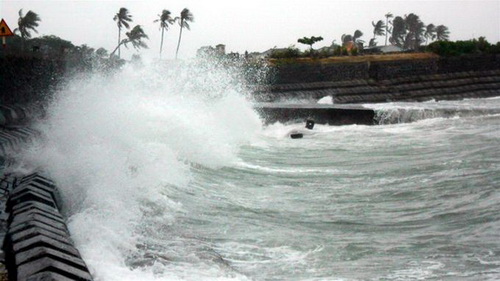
(197, 44), (227, 58)
(363, 45), (405, 54)
(215, 44), (226, 56)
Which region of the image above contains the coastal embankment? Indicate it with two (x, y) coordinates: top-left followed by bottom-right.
(256, 54), (500, 104)
(254, 53), (500, 124)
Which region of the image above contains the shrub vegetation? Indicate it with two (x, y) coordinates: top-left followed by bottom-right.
(427, 37), (500, 56)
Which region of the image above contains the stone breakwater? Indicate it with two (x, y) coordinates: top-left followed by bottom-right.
(0, 107), (94, 280)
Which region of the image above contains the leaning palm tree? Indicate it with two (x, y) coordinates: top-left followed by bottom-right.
(154, 9), (174, 59)
(424, 24), (436, 45)
(341, 34), (353, 46)
(175, 8), (194, 59)
(110, 25), (149, 58)
(372, 20), (386, 43)
(113, 7), (133, 58)
(384, 12), (393, 46)
(435, 25), (450, 41)
(353, 30), (364, 48)
(14, 9), (41, 51)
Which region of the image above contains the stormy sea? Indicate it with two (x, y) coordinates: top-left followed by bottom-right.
(16, 60), (500, 281)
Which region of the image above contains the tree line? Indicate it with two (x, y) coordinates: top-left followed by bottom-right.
(2, 7), (195, 60)
(285, 12), (452, 59)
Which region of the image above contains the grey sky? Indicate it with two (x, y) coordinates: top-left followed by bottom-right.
(1, 0), (499, 59)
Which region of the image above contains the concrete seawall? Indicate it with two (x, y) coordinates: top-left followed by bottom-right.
(0, 108), (94, 280)
(254, 69), (500, 104)
(254, 54), (500, 106)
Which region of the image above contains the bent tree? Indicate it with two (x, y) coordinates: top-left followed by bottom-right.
(110, 25), (148, 58)
(175, 8), (194, 59)
(15, 9), (41, 51)
(113, 7), (133, 58)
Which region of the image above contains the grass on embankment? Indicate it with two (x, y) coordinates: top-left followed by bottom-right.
(268, 52), (439, 65)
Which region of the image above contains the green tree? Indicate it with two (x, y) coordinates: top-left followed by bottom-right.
(175, 8), (194, 59)
(14, 9), (41, 51)
(435, 25), (450, 41)
(424, 23), (436, 45)
(297, 36), (323, 54)
(403, 13), (425, 50)
(110, 25), (149, 58)
(384, 12), (393, 46)
(341, 34), (353, 46)
(113, 7), (133, 58)
(95, 47), (109, 58)
(372, 20), (386, 46)
(389, 16), (406, 47)
(154, 9), (174, 59)
(353, 30), (364, 48)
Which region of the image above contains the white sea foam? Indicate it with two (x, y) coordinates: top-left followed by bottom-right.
(17, 60), (263, 280)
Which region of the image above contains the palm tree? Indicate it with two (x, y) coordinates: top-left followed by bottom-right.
(403, 13), (425, 50)
(390, 16), (406, 47)
(154, 9), (174, 59)
(403, 13), (419, 49)
(353, 30), (364, 48)
(110, 25), (149, 58)
(435, 25), (450, 41)
(384, 12), (393, 46)
(15, 9), (41, 51)
(341, 34), (353, 46)
(424, 24), (436, 45)
(175, 8), (194, 59)
(372, 20), (386, 44)
(342, 30), (364, 47)
(113, 7), (133, 58)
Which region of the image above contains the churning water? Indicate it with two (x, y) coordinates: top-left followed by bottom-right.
(16, 60), (500, 281)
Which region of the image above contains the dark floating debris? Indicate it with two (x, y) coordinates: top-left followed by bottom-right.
(290, 119), (315, 139)
(305, 119), (315, 130)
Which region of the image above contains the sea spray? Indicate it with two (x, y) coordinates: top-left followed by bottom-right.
(17, 59), (263, 280)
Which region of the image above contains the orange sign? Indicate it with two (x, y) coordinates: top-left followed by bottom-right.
(0, 19), (14, 37)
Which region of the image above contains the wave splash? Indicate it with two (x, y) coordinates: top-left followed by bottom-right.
(18, 59), (263, 280)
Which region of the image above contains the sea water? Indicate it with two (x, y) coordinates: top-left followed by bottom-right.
(16, 61), (500, 281)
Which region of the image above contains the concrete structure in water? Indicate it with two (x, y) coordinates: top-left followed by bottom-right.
(255, 103), (375, 125)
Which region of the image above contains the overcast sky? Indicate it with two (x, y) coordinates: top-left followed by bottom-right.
(1, 0), (499, 59)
